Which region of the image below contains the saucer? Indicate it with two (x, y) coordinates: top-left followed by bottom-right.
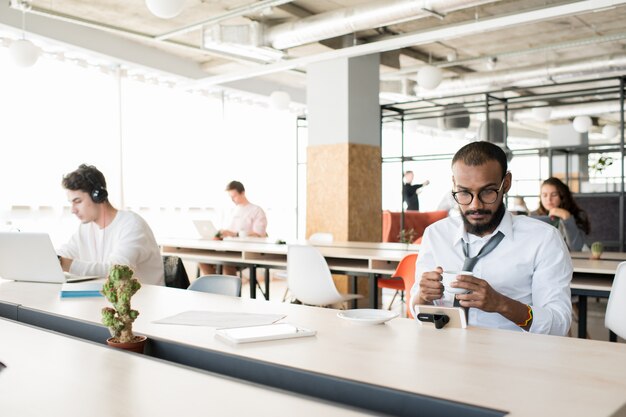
(337, 309), (399, 325)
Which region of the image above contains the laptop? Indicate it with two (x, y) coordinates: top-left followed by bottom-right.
(193, 220), (219, 239)
(0, 232), (99, 283)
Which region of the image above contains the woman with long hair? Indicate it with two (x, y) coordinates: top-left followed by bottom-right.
(533, 177), (590, 251)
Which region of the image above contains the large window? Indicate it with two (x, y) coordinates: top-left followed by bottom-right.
(0, 50), (299, 243)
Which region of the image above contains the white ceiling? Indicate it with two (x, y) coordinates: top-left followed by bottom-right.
(2, 0), (626, 122)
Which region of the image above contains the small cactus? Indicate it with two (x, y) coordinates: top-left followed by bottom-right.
(591, 241), (603, 260)
(101, 265), (141, 343)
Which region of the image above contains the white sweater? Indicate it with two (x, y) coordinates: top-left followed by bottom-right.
(58, 210), (165, 285)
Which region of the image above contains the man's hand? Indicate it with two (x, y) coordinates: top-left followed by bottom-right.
(59, 256), (73, 272)
(423, 180), (430, 186)
(451, 274), (504, 312)
(418, 267), (444, 304)
(219, 230), (236, 238)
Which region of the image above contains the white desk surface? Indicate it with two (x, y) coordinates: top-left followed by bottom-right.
(1, 280), (626, 417)
(570, 251), (626, 261)
(160, 238), (413, 273)
(0, 318), (368, 417)
(571, 258), (623, 275)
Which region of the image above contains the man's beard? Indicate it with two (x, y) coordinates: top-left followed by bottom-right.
(461, 202), (506, 235)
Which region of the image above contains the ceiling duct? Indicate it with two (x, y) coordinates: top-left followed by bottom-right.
(203, 22), (284, 62)
(478, 118), (505, 143)
(420, 53), (626, 98)
(439, 104), (471, 129)
(265, 0), (500, 50)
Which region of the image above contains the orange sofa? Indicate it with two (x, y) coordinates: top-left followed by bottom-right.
(382, 210), (448, 244)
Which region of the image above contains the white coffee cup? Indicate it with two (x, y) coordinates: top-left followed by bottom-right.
(238, 230), (248, 238)
(441, 270), (473, 294)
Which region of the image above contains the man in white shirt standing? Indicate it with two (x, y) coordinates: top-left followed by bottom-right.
(57, 164), (165, 286)
(411, 142), (572, 335)
(199, 180), (268, 276)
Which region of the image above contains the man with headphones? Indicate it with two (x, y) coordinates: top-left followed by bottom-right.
(57, 164), (165, 285)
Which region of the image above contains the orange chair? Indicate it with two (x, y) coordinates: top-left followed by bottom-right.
(377, 253), (418, 317)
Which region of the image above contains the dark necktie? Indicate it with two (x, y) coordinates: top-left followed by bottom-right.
(453, 231), (505, 312)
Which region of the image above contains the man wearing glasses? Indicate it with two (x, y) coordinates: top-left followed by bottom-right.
(410, 141), (572, 335)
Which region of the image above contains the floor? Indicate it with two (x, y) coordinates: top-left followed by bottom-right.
(185, 262), (623, 344)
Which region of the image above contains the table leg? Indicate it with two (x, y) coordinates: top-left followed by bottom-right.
(264, 268), (270, 301)
(249, 265), (257, 299)
(369, 274), (379, 309)
(349, 276), (358, 309)
(577, 296), (588, 339)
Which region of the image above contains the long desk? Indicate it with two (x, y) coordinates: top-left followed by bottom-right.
(0, 318), (370, 417)
(571, 258), (623, 340)
(160, 238), (414, 306)
(1, 280), (626, 417)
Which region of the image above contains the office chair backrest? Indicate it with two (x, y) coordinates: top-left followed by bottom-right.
(394, 253), (418, 318)
(188, 275), (242, 297)
(287, 244), (343, 306)
(605, 261), (626, 339)
(309, 232), (334, 243)
(163, 255), (191, 289)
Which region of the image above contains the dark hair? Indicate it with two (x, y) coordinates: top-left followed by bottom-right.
(226, 180), (245, 193)
(62, 164), (107, 198)
(452, 141), (508, 179)
(536, 177), (590, 234)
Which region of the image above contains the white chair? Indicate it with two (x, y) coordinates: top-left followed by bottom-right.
(188, 275), (242, 297)
(605, 261), (626, 339)
(275, 233), (334, 302)
(286, 244), (362, 307)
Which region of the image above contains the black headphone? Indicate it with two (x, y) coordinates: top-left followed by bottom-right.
(84, 170), (108, 204)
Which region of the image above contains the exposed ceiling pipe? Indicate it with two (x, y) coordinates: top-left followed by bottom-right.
(265, 0), (500, 50)
(155, 0), (295, 41)
(417, 54), (626, 98)
(195, 0), (626, 87)
(513, 101), (623, 121)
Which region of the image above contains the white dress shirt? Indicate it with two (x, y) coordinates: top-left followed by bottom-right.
(411, 211), (572, 335)
(57, 210), (165, 286)
(228, 203), (268, 236)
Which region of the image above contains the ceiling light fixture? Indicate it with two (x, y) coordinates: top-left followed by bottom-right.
(145, 0), (186, 19)
(416, 65), (443, 90)
(572, 115), (592, 133)
(531, 106), (552, 122)
(602, 124), (618, 139)
(269, 91), (290, 110)
(9, 0), (40, 68)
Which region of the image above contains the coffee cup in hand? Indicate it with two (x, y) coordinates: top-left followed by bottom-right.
(442, 270), (473, 294)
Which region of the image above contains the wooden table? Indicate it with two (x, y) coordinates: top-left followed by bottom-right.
(0, 318), (370, 417)
(571, 258), (623, 340)
(1, 280), (626, 417)
(160, 237), (416, 307)
(570, 251), (626, 261)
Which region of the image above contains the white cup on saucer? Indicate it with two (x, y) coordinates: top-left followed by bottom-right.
(238, 230), (248, 238)
(442, 270), (473, 294)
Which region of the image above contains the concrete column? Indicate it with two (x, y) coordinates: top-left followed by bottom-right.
(306, 54), (381, 242)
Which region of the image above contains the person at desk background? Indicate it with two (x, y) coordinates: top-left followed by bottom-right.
(532, 177), (590, 251)
(57, 164), (165, 286)
(402, 171), (429, 211)
(199, 180), (267, 276)
(410, 142), (572, 336)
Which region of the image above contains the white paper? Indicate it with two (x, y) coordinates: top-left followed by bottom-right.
(153, 310), (286, 327)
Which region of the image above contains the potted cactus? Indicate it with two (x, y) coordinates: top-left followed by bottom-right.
(591, 242), (603, 260)
(101, 264), (146, 353)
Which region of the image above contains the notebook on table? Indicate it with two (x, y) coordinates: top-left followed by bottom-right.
(0, 232), (99, 283)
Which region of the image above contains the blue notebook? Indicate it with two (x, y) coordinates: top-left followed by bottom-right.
(60, 282), (104, 298)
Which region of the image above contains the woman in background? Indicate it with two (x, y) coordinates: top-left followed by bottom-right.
(533, 177), (590, 251)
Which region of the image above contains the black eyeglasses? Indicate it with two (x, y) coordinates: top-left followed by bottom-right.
(452, 177), (506, 205)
